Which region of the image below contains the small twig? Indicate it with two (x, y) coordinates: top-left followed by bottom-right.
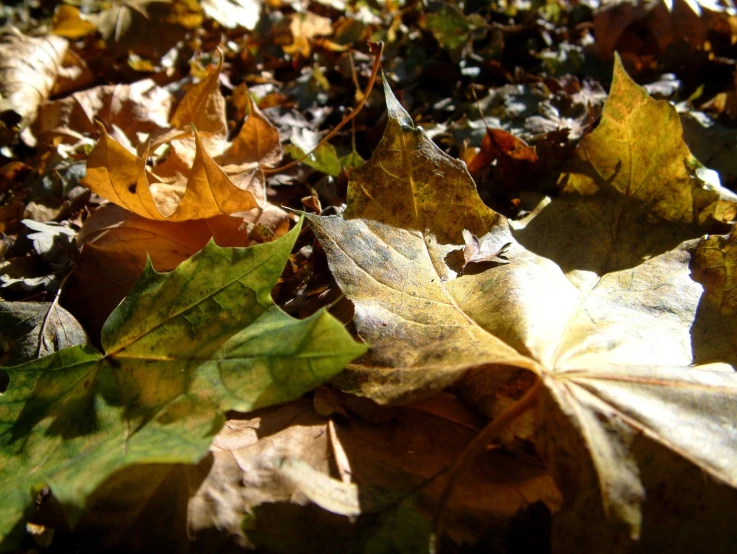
(431, 375), (542, 551)
(262, 41), (384, 175)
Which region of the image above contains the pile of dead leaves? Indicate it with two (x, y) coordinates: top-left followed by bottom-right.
(2, 1), (737, 553)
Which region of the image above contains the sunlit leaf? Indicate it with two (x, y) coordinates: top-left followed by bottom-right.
(0, 219), (366, 547)
(308, 60), (737, 548)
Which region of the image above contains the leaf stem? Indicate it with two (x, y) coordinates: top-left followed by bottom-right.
(262, 41), (384, 175)
(431, 375), (542, 551)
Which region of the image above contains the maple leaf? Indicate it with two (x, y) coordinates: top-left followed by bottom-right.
(62, 204), (249, 334)
(0, 219), (366, 547)
(307, 59), (737, 546)
(82, 56), (282, 222)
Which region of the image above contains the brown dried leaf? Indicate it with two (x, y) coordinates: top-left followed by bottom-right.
(34, 79), (173, 148)
(81, 56), (283, 222)
(187, 398), (561, 548)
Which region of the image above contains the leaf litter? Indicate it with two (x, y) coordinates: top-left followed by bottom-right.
(2, 1), (737, 553)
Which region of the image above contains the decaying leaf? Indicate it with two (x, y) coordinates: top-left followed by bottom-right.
(466, 128), (541, 187)
(308, 59), (737, 549)
(0, 219), (366, 547)
(82, 56), (282, 222)
(460, 230), (510, 275)
(0, 30), (68, 144)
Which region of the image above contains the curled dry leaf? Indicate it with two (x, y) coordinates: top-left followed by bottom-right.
(187, 398), (561, 549)
(0, 30), (68, 144)
(82, 56), (283, 222)
(308, 59), (737, 550)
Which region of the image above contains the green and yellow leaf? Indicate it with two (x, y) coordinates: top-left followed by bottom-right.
(0, 219), (366, 546)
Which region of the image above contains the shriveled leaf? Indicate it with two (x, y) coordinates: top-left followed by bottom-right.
(0, 302), (87, 366)
(309, 60), (737, 547)
(0, 219), (366, 547)
(461, 229), (510, 274)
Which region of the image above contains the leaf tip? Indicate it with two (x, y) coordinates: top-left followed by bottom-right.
(382, 73), (413, 129)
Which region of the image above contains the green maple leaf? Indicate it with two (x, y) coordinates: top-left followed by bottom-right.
(0, 218), (366, 547)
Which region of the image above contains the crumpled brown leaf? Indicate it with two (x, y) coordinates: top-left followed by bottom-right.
(308, 59), (737, 551)
(82, 56), (283, 221)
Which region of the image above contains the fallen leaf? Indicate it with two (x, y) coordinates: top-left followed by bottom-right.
(34, 79), (174, 150)
(88, 0), (203, 61)
(201, 0), (260, 30)
(63, 203), (289, 343)
(460, 230), (511, 275)
(308, 77), (534, 403)
(82, 56), (283, 222)
(425, 3), (477, 50)
(308, 59), (737, 548)
(592, 0), (709, 61)
(285, 144), (342, 177)
(283, 12), (334, 58)
(0, 219), (366, 547)
(466, 128), (540, 185)
(0, 30), (68, 145)
(0, 301), (87, 366)
(0, 221), (77, 294)
(52, 5), (97, 39)
(187, 397), (561, 549)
